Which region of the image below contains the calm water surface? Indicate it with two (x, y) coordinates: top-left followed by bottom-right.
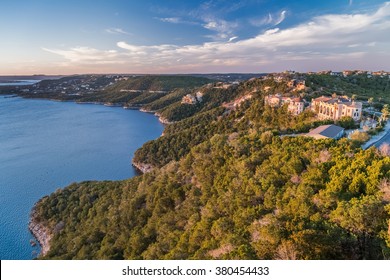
(0, 80), (39, 86)
(0, 95), (164, 259)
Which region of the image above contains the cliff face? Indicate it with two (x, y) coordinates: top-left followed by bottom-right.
(29, 207), (52, 257)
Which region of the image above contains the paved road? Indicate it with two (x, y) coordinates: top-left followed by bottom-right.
(372, 128), (390, 148)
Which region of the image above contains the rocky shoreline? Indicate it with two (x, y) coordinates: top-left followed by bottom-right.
(28, 206), (52, 257)
(139, 108), (155, 113)
(154, 112), (174, 124)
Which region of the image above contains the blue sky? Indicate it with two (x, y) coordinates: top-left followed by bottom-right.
(0, 0), (389, 74)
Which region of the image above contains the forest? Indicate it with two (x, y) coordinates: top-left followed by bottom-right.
(31, 74), (390, 260)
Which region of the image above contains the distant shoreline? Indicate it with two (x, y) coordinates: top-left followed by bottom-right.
(0, 80), (23, 84)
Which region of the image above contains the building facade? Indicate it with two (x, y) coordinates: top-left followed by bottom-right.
(311, 95), (362, 121)
(264, 94), (304, 115)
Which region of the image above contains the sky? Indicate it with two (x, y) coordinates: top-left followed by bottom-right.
(0, 0), (389, 75)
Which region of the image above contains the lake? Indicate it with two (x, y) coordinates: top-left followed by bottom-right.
(0, 95), (164, 259)
(0, 80), (40, 86)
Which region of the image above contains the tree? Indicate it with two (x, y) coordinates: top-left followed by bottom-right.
(379, 143), (390, 157)
(381, 104), (389, 123)
(330, 195), (387, 259)
(275, 240), (298, 260)
(349, 130), (370, 144)
(368, 97), (375, 119)
(336, 116), (356, 129)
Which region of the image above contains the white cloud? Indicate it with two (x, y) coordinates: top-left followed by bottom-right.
(42, 47), (121, 65)
(153, 2), (240, 40)
(202, 18), (238, 39)
(251, 10), (287, 26)
(157, 17), (181, 23)
(274, 10), (287, 25)
(43, 2), (390, 73)
(105, 28), (132, 36)
(250, 13), (272, 26)
(348, 44), (360, 48)
(228, 36), (238, 42)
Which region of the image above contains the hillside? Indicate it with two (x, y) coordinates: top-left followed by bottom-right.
(106, 75), (212, 92)
(31, 74), (390, 260)
(78, 76), (213, 105)
(305, 74), (390, 103)
(35, 137), (390, 260)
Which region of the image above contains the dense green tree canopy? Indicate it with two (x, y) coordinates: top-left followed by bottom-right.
(29, 74), (390, 260)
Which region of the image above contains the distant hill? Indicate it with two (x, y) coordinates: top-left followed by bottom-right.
(0, 75), (63, 81)
(105, 75), (213, 92)
(77, 75), (214, 105)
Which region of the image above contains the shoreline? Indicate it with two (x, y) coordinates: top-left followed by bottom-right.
(28, 206), (52, 257)
(21, 94), (165, 257)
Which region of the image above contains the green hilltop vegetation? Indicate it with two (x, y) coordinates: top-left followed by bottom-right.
(30, 74), (390, 260)
(305, 74), (390, 103)
(78, 75), (213, 106)
(107, 75), (213, 92)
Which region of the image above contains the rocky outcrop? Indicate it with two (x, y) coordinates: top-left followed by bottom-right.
(139, 108), (156, 113)
(29, 207), (52, 257)
(158, 116), (173, 124)
(154, 112), (174, 124)
(132, 160), (154, 173)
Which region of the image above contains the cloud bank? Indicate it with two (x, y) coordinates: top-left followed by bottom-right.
(43, 2), (390, 73)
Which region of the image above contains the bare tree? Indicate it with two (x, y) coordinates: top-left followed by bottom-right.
(379, 143), (390, 157)
(275, 240), (298, 260)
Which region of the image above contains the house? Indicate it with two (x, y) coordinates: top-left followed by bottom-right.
(311, 95), (362, 121)
(264, 94), (304, 115)
(317, 70), (331, 75)
(287, 79), (296, 88)
(306, 124), (345, 140)
(293, 81), (306, 91)
(195, 91), (203, 102)
(343, 70), (354, 77)
(181, 94), (197, 104)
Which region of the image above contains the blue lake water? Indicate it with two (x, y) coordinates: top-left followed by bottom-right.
(0, 80), (40, 86)
(0, 95), (164, 259)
